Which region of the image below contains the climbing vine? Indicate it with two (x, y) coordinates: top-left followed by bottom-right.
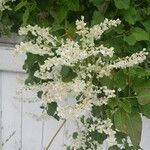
(1, 0), (150, 150)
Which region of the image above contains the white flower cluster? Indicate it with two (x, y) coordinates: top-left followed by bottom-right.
(71, 130), (102, 150)
(15, 17), (148, 149)
(111, 48), (148, 69)
(76, 17), (121, 50)
(97, 45), (114, 57)
(70, 118), (117, 150)
(0, 0), (15, 11)
(57, 85), (115, 119)
(88, 118), (117, 146)
(70, 131), (89, 150)
(15, 25), (58, 55)
(26, 78), (86, 103)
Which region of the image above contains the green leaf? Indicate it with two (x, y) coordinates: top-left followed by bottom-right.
(113, 70), (127, 89)
(141, 104), (150, 118)
(54, 6), (68, 24)
(89, 0), (105, 5)
(23, 8), (30, 24)
(90, 131), (107, 144)
(119, 100), (131, 113)
(137, 89), (150, 105)
(114, 109), (128, 134)
(23, 53), (47, 85)
(124, 34), (136, 45)
(92, 105), (102, 118)
(129, 146), (142, 150)
(108, 98), (118, 109)
(131, 27), (150, 41)
(67, 0), (79, 11)
(73, 132), (78, 139)
(146, 7), (150, 15)
(37, 91), (43, 98)
(127, 66), (150, 78)
(23, 53), (46, 71)
(115, 132), (127, 144)
(122, 7), (141, 24)
(99, 76), (114, 87)
(60, 66), (77, 82)
(15, 1), (27, 11)
(127, 109), (142, 147)
(114, 0), (130, 9)
(47, 102), (59, 120)
(114, 109), (142, 147)
(92, 11), (104, 25)
(133, 79), (150, 93)
(66, 146), (71, 150)
(125, 27), (150, 45)
(142, 19), (150, 33)
(109, 146), (120, 150)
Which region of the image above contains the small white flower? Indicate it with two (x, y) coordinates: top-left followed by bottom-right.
(0, 0), (15, 11)
(15, 17), (148, 150)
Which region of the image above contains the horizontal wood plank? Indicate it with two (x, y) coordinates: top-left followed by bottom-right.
(0, 45), (25, 73)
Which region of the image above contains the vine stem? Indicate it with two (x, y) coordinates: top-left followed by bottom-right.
(119, 94), (150, 100)
(45, 120), (66, 150)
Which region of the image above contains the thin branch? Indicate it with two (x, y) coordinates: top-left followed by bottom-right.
(119, 94), (150, 100)
(2, 131), (16, 147)
(45, 120), (66, 150)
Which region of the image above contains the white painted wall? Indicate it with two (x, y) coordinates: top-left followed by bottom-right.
(0, 44), (150, 150)
(0, 45), (66, 150)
